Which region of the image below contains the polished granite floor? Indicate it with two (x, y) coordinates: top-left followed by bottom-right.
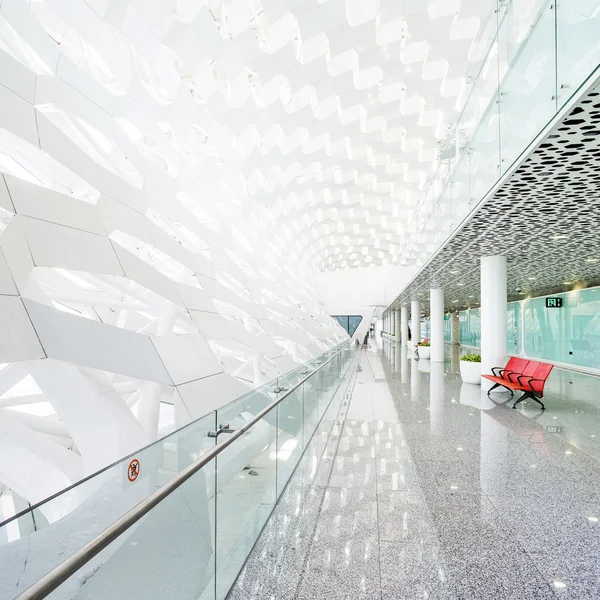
(228, 340), (600, 600)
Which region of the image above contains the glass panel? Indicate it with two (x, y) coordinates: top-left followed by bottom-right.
(468, 40), (501, 202)
(444, 314), (452, 342)
(459, 308), (482, 349)
(507, 301), (522, 354)
(524, 288), (600, 369)
(0, 410), (218, 599)
(19, 459), (218, 600)
(276, 386), (304, 497)
(557, 0), (600, 107)
(451, 152), (471, 221)
(333, 315), (349, 332)
(332, 315), (363, 336)
(215, 391), (278, 599)
(499, 0), (557, 173)
(348, 315), (363, 337)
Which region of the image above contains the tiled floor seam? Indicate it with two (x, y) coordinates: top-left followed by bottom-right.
(484, 494), (562, 600)
(292, 366), (360, 600)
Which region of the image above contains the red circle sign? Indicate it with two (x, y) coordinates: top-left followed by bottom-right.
(128, 458), (140, 482)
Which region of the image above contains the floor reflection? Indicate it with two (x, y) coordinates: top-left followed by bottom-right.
(230, 340), (600, 600)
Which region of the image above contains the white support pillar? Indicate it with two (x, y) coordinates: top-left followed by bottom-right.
(451, 312), (460, 345)
(400, 305), (409, 345)
(394, 310), (401, 342)
(481, 256), (507, 389)
(430, 288), (444, 362)
(411, 300), (421, 345)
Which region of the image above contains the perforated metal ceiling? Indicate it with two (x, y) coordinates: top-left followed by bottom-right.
(387, 79), (600, 314)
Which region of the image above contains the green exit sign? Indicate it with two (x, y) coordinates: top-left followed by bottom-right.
(546, 297), (563, 308)
(546, 426), (562, 433)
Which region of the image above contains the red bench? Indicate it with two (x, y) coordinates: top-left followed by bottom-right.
(482, 358), (553, 410)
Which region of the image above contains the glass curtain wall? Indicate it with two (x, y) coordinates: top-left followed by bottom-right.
(455, 286), (600, 371)
(444, 315), (452, 342)
(409, 0), (600, 268)
(332, 315), (363, 337)
(459, 308), (482, 348)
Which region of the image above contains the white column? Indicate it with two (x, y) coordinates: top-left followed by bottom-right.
(400, 305), (409, 345)
(451, 312), (460, 345)
(481, 255), (507, 389)
(411, 300), (421, 345)
(430, 288), (444, 362)
(394, 310), (401, 342)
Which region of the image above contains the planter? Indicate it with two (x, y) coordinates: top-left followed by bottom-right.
(460, 360), (481, 385)
(407, 341), (415, 350)
(418, 346), (430, 360)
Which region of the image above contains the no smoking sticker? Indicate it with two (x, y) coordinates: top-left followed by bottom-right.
(127, 458), (141, 482)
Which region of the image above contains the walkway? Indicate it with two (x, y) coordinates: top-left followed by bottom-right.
(228, 340), (600, 599)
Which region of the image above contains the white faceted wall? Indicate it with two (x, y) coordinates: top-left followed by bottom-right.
(0, 0), (347, 507)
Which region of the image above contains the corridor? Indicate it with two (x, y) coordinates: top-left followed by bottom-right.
(228, 340), (600, 600)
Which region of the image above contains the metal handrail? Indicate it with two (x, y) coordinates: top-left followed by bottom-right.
(14, 342), (351, 600)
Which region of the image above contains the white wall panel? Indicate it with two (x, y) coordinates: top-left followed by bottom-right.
(0, 296), (45, 362)
(0, 174), (14, 212)
(0, 249), (18, 295)
(24, 300), (172, 384)
(0, 49), (36, 102)
(21, 216), (124, 275)
(5, 175), (106, 235)
(151, 334), (223, 385)
(177, 372), (252, 419)
(111, 242), (184, 305)
(0, 84), (39, 147)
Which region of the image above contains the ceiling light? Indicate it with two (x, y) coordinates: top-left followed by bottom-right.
(551, 235), (567, 240)
(586, 258), (598, 263)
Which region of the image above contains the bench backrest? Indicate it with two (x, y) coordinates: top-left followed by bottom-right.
(520, 361), (539, 379)
(531, 363), (554, 396)
(505, 357), (529, 376)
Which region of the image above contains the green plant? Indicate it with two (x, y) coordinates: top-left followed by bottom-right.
(418, 341), (430, 347)
(460, 354), (481, 362)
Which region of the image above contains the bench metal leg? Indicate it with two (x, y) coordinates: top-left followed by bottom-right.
(513, 392), (545, 410)
(488, 383), (514, 397)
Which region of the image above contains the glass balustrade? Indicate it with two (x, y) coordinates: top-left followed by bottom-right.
(0, 342), (357, 600)
(410, 0), (600, 267)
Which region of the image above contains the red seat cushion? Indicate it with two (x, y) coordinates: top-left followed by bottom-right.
(482, 374), (506, 384)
